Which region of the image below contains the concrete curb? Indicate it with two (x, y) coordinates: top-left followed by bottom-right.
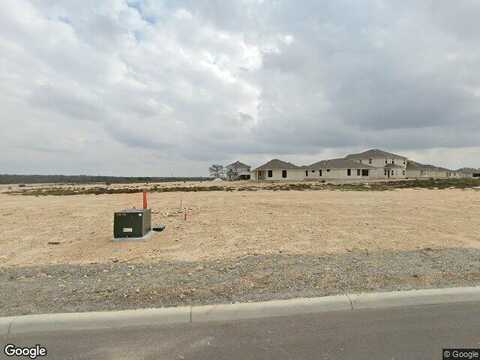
(1, 307), (191, 336)
(0, 318), (11, 338)
(2, 286), (480, 335)
(350, 286), (480, 309)
(192, 295), (351, 322)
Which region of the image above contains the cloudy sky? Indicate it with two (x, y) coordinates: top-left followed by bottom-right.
(1, 0), (479, 176)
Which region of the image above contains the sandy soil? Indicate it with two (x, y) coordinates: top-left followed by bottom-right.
(1, 188), (479, 267)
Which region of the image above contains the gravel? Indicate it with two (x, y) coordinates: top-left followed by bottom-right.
(1, 248), (480, 317)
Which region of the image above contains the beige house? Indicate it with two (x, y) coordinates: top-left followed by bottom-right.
(406, 161), (453, 179)
(304, 158), (380, 180)
(248, 149), (467, 182)
(251, 159), (304, 181)
(457, 168), (480, 178)
(447, 171), (462, 178)
(225, 161), (251, 180)
(345, 149), (407, 179)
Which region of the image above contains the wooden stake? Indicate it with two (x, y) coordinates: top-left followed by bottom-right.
(143, 191), (148, 209)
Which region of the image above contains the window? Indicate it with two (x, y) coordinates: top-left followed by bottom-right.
(362, 169), (369, 176)
(282, 170), (287, 178)
(268, 170), (273, 178)
(357, 169), (360, 176)
(392, 160), (395, 164)
(368, 158), (372, 164)
(326, 169), (330, 172)
(347, 169), (351, 176)
(385, 159), (388, 164)
(384, 170), (387, 176)
(305, 170), (308, 177)
(312, 170), (315, 173)
(403, 160), (406, 165)
(319, 169), (322, 176)
(391, 170), (394, 176)
(402, 170), (405, 175)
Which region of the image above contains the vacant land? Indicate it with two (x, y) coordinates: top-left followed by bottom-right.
(1, 185), (480, 316)
(1, 188), (479, 267)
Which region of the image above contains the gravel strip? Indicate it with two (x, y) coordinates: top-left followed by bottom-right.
(1, 248), (480, 317)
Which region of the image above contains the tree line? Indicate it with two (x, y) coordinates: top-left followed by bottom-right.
(0, 174), (211, 185)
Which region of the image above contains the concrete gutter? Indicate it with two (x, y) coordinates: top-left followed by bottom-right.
(2, 286), (480, 336)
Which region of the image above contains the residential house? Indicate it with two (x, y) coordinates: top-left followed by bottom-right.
(345, 149), (407, 179)
(225, 161), (251, 180)
(304, 158), (380, 180)
(406, 161), (453, 179)
(248, 148), (469, 182)
(251, 159), (304, 181)
(447, 170), (461, 178)
(457, 168), (480, 178)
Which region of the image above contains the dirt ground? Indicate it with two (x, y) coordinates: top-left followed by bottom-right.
(1, 188), (479, 267)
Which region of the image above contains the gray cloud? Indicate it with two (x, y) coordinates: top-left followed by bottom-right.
(1, 0), (479, 176)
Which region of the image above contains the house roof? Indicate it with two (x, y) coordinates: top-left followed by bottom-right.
(308, 158), (376, 169)
(406, 161), (430, 170)
(226, 161), (250, 169)
(435, 166), (451, 172)
(255, 159), (300, 170)
(407, 161), (451, 172)
(345, 149), (407, 160)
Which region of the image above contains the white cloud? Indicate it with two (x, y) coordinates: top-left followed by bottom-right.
(0, 0), (479, 175)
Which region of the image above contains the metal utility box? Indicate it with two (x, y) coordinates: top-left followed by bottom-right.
(114, 208), (151, 239)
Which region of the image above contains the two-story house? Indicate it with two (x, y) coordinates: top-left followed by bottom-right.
(344, 149), (408, 179)
(225, 161), (251, 180)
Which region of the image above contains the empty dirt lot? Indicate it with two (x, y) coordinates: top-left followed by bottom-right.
(1, 188), (479, 267)
(2, 185), (480, 316)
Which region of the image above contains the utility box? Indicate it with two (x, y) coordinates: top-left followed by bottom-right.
(113, 208), (151, 239)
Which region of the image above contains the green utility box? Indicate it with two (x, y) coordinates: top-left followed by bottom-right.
(113, 208), (151, 239)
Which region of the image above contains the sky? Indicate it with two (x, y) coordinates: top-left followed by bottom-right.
(1, 0), (479, 176)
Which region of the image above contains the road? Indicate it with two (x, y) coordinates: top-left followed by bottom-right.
(3, 302), (480, 360)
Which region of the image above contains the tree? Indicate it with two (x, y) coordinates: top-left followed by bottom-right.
(209, 164), (224, 179)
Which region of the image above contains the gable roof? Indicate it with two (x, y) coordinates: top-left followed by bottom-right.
(406, 161), (424, 170)
(345, 149), (407, 160)
(255, 159), (300, 170)
(407, 161), (450, 172)
(308, 158), (376, 169)
(226, 161), (250, 169)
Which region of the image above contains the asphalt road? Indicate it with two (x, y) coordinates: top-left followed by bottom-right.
(3, 302), (480, 360)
